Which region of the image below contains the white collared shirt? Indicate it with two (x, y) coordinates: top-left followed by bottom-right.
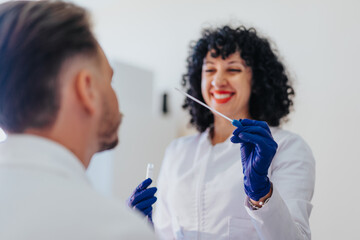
(153, 127), (315, 240)
(0, 134), (155, 240)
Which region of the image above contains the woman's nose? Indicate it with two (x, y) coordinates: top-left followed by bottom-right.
(211, 71), (227, 87)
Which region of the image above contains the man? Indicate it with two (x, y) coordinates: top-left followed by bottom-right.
(0, 1), (156, 239)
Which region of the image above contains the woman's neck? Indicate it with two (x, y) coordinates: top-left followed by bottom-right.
(210, 113), (251, 145)
(210, 117), (235, 145)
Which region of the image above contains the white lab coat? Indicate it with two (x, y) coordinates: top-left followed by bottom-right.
(153, 127), (315, 240)
(0, 134), (156, 240)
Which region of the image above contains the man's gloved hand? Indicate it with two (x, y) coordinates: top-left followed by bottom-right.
(231, 119), (278, 201)
(127, 178), (157, 223)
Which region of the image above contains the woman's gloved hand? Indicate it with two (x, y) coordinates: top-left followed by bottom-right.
(127, 178), (157, 223)
(230, 119), (278, 201)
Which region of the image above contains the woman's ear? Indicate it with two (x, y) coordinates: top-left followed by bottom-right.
(74, 70), (98, 115)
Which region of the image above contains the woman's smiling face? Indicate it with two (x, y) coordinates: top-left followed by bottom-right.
(201, 50), (253, 120)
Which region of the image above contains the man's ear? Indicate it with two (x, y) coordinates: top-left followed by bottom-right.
(74, 70), (98, 115)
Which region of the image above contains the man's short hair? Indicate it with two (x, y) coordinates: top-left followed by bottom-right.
(0, 1), (98, 132)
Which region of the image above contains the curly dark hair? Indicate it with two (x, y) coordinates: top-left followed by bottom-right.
(182, 25), (294, 132)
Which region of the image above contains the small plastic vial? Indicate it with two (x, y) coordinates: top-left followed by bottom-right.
(146, 163), (154, 179)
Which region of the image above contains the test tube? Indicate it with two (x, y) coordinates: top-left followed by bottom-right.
(146, 163), (154, 179)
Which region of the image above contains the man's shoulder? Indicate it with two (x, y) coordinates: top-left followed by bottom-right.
(74, 195), (156, 239)
(0, 156), (156, 239)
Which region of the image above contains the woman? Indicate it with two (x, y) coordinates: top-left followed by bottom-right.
(153, 25), (315, 240)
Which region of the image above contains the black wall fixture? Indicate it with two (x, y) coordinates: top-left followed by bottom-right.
(162, 92), (168, 115)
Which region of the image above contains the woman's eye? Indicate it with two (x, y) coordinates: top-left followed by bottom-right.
(229, 69), (241, 72)
(205, 69), (215, 73)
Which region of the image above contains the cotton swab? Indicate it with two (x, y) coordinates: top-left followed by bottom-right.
(174, 87), (235, 124)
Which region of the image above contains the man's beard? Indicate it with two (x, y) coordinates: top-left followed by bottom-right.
(97, 103), (122, 152)
(99, 136), (118, 152)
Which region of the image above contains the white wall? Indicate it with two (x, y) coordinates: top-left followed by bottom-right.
(0, 128), (6, 142)
(74, 0), (360, 239)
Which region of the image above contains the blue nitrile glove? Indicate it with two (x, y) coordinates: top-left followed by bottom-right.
(230, 119), (278, 201)
(127, 178), (157, 223)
